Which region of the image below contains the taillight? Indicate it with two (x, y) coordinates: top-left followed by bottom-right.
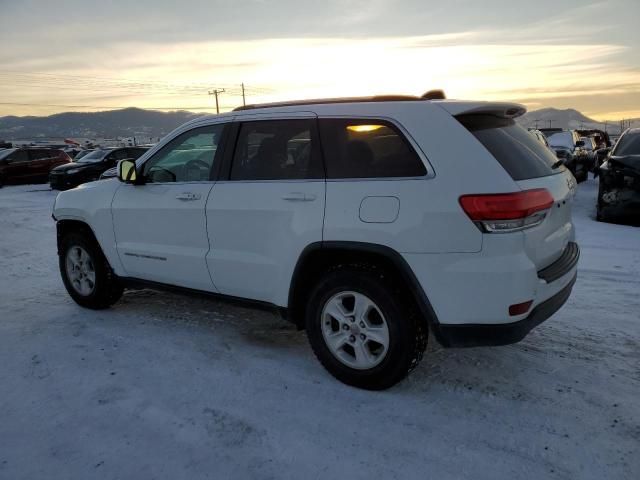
(459, 189), (554, 233)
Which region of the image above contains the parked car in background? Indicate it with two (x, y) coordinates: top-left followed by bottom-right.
(597, 128), (640, 224)
(530, 129), (552, 148)
(49, 147), (149, 190)
(0, 148), (71, 187)
(542, 129), (590, 182)
(52, 95), (579, 389)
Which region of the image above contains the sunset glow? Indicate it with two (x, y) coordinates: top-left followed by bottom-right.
(1, 0), (638, 120)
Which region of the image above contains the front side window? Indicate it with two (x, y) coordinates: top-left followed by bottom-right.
(128, 148), (148, 160)
(612, 131), (640, 156)
(108, 149), (130, 162)
(143, 124), (225, 183)
(230, 119), (322, 180)
(7, 150), (29, 163)
(319, 119), (426, 179)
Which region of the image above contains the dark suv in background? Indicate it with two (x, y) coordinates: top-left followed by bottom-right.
(49, 147), (149, 190)
(0, 148), (71, 187)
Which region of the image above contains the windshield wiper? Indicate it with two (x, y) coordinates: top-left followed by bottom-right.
(551, 160), (564, 169)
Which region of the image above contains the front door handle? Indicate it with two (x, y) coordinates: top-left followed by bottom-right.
(282, 192), (316, 202)
(175, 192), (201, 201)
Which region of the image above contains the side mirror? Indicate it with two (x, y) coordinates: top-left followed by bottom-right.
(575, 140), (585, 147)
(117, 159), (138, 183)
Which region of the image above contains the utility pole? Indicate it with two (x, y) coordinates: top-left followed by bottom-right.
(534, 118), (541, 129)
(208, 88), (225, 114)
(548, 119), (554, 128)
(241, 83), (246, 106)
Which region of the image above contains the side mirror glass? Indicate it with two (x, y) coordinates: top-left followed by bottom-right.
(575, 140), (585, 147)
(118, 159), (138, 183)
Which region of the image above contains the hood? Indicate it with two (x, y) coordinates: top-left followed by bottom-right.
(609, 155), (640, 172)
(51, 161), (103, 173)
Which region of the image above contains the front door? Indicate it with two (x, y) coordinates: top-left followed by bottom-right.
(5, 150), (30, 183)
(206, 115), (326, 305)
(111, 123), (228, 291)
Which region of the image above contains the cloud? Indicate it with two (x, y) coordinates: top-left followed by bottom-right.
(1, 0), (639, 116)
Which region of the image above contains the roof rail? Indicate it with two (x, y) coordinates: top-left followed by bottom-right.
(233, 92), (446, 111)
(421, 89), (446, 100)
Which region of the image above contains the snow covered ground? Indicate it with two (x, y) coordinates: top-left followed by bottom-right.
(0, 179), (638, 480)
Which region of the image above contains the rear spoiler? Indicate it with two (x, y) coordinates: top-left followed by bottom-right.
(434, 101), (527, 119)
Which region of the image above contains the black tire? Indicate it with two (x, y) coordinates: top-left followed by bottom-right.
(59, 232), (123, 309)
(305, 266), (427, 390)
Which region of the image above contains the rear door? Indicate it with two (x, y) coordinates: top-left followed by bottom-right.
(27, 150), (49, 178)
(206, 114), (325, 304)
(458, 114), (575, 270)
(111, 123), (228, 291)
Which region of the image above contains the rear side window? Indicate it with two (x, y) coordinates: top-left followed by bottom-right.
(457, 115), (560, 180)
(319, 119), (426, 179)
(28, 150), (52, 160)
(230, 119), (322, 180)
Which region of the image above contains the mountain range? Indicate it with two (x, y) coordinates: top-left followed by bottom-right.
(0, 108), (204, 141)
(518, 108), (635, 134)
(0, 106), (635, 141)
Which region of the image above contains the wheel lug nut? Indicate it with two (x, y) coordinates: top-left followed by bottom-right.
(342, 324), (349, 331)
(360, 334), (366, 340)
(350, 317), (355, 322)
(349, 335), (356, 343)
(359, 321), (365, 328)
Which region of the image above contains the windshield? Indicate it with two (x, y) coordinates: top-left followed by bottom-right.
(612, 131), (640, 156)
(0, 149), (16, 160)
(75, 149), (110, 163)
(547, 132), (574, 149)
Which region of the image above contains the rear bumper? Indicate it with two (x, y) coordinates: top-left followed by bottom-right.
(434, 273), (576, 347)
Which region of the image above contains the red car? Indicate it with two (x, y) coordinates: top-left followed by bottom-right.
(0, 148), (72, 187)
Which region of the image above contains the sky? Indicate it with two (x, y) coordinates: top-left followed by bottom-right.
(0, 0), (639, 120)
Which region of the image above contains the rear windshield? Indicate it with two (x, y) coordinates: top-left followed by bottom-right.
(457, 115), (561, 180)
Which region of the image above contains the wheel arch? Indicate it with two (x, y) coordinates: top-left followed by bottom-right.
(56, 219), (100, 256)
(287, 241), (440, 331)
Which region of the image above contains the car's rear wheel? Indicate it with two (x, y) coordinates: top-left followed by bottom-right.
(59, 232), (123, 309)
(305, 266), (427, 390)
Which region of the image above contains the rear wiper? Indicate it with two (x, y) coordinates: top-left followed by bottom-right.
(551, 160), (564, 169)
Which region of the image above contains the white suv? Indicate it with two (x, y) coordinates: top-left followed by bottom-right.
(53, 95), (579, 389)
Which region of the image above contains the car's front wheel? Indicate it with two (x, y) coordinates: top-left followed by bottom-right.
(305, 266), (427, 390)
(59, 232), (123, 309)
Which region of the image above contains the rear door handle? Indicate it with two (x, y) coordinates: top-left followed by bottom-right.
(175, 192), (201, 201)
(282, 192), (316, 202)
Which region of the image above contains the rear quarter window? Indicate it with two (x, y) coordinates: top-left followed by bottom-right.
(457, 115), (560, 180)
(319, 118), (426, 179)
